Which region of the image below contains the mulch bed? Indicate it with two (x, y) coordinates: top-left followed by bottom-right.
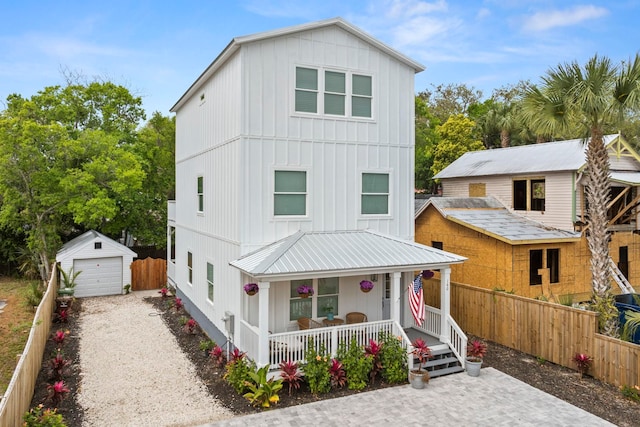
(26, 295), (640, 427)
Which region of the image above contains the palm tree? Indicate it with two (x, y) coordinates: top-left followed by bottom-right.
(522, 54), (640, 336)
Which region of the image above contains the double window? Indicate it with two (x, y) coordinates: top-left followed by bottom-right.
(295, 67), (372, 118)
(289, 278), (339, 321)
(529, 248), (560, 285)
(362, 173), (389, 215)
(274, 170), (307, 216)
(514, 178), (545, 211)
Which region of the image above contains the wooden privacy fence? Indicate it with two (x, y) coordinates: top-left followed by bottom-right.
(0, 265), (58, 427)
(131, 258), (167, 291)
(425, 281), (640, 388)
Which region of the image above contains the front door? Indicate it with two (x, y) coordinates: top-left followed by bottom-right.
(382, 274), (391, 320)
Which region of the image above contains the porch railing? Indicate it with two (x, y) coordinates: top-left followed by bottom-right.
(422, 305), (441, 337)
(415, 305), (467, 368)
(240, 320), (259, 360)
(267, 320), (412, 370)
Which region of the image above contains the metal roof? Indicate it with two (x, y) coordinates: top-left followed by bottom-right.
(56, 230), (137, 260)
(434, 135), (619, 179)
(171, 17), (425, 112)
(230, 230), (466, 280)
(610, 171), (640, 185)
(425, 197), (582, 244)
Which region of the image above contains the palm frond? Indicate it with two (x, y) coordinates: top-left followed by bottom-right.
(621, 310), (640, 342)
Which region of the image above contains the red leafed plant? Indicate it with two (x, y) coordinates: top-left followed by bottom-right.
(47, 380), (70, 404)
(49, 351), (71, 380)
(411, 338), (432, 372)
(158, 287), (169, 297)
(572, 353), (593, 378)
(174, 297), (184, 312)
(329, 358), (346, 388)
(56, 309), (68, 323)
(52, 330), (68, 347)
(467, 339), (488, 362)
(230, 348), (245, 362)
(365, 339), (383, 383)
(279, 360), (302, 395)
(183, 318), (198, 334)
(209, 345), (227, 368)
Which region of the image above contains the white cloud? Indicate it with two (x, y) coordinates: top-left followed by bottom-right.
(522, 5), (609, 32)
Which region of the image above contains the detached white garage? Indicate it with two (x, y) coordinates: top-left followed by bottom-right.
(56, 230), (137, 298)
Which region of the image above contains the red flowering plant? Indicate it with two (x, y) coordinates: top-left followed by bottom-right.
(410, 338), (432, 373)
(52, 330), (69, 347)
(209, 345), (227, 368)
(467, 339), (488, 362)
(47, 380), (70, 404)
(279, 360), (303, 395)
(158, 287), (169, 297)
(329, 358), (347, 388)
(365, 339), (383, 383)
(183, 318), (198, 334)
(49, 351), (70, 380)
(572, 352), (593, 378)
(174, 297), (184, 312)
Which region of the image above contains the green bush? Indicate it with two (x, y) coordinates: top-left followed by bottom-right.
(224, 355), (255, 394)
(378, 332), (408, 383)
(243, 365), (283, 408)
(337, 337), (373, 390)
(24, 405), (66, 427)
(302, 340), (331, 394)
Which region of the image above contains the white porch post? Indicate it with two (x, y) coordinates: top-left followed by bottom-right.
(391, 271), (401, 324)
(439, 267), (451, 343)
(257, 281), (270, 367)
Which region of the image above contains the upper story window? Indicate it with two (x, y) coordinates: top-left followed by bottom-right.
(274, 170), (307, 216)
(295, 66), (372, 118)
(362, 173), (389, 215)
(514, 178), (545, 212)
(197, 176), (204, 213)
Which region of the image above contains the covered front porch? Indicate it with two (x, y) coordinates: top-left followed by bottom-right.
(230, 230), (468, 371)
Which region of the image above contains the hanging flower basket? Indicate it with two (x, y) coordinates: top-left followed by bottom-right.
(244, 283), (259, 296)
(422, 270), (435, 280)
(297, 285), (314, 298)
(360, 280), (374, 293)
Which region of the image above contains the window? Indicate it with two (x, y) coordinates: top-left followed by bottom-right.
(547, 249), (559, 284)
(169, 226), (176, 262)
(324, 71), (345, 115)
(529, 249), (543, 285)
(274, 171), (306, 216)
(361, 173), (389, 215)
(197, 176), (204, 212)
(94, 242), (102, 250)
(318, 277), (339, 317)
(206, 263), (214, 302)
(187, 251), (193, 284)
(295, 67), (318, 113)
(514, 178), (545, 211)
(295, 66), (372, 118)
(432, 241), (443, 250)
(289, 279), (312, 320)
(352, 74), (372, 117)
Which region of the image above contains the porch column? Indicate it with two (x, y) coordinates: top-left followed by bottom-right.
(391, 271), (401, 324)
(439, 267), (451, 343)
(257, 281), (270, 367)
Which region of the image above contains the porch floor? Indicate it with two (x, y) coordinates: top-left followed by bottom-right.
(404, 326), (447, 350)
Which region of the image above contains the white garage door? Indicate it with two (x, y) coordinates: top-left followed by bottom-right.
(73, 257), (123, 297)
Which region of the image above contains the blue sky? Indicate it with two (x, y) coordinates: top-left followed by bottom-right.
(1, 0), (638, 118)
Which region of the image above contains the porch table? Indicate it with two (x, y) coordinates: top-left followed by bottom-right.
(322, 317), (344, 326)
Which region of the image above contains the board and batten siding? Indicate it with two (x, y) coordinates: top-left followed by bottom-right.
(441, 171), (577, 231)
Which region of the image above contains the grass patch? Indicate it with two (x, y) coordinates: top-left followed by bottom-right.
(0, 277), (39, 394)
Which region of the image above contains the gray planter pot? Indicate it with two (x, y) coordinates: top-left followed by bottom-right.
(408, 370), (430, 388)
(466, 358), (483, 377)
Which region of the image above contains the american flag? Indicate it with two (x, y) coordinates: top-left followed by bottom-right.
(408, 273), (425, 326)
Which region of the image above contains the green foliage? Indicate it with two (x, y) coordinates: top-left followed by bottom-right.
(302, 340), (331, 394)
(59, 268), (81, 289)
(431, 114), (484, 177)
(243, 365), (283, 408)
(590, 294), (620, 336)
(199, 339), (215, 352)
(224, 355), (255, 394)
(337, 338), (373, 391)
(24, 281), (44, 307)
(621, 311), (640, 342)
(178, 315), (188, 326)
(378, 332), (408, 384)
(558, 294), (574, 306)
(23, 404), (67, 427)
(620, 384), (640, 402)
(536, 356), (547, 365)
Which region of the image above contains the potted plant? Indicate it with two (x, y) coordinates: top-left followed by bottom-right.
(244, 283), (259, 296)
(408, 337), (432, 388)
(466, 339), (487, 377)
(359, 280), (374, 293)
(296, 285), (314, 298)
(58, 267), (81, 297)
(322, 302), (334, 320)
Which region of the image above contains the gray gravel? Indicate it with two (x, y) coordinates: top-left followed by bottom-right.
(77, 293), (232, 427)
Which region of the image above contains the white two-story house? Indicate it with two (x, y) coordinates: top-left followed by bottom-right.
(167, 18), (467, 370)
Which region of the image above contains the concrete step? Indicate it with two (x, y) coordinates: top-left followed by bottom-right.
(427, 365), (464, 378)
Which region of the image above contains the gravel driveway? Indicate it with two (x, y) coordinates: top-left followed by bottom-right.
(77, 292), (232, 427)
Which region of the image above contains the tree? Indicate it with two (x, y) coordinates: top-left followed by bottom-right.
(418, 83), (482, 123)
(431, 114), (484, 177)
(0, 81), (147, 280)
(522, 54), (640, 336)
(414, 96), (440, 191)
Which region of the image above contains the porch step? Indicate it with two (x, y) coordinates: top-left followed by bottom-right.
(414, 348), (463, 379)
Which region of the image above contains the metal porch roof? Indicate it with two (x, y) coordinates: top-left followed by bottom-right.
(426, 197), (582, 244)
(230, 230), (466, 280)
(609, 171), (640, 185)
